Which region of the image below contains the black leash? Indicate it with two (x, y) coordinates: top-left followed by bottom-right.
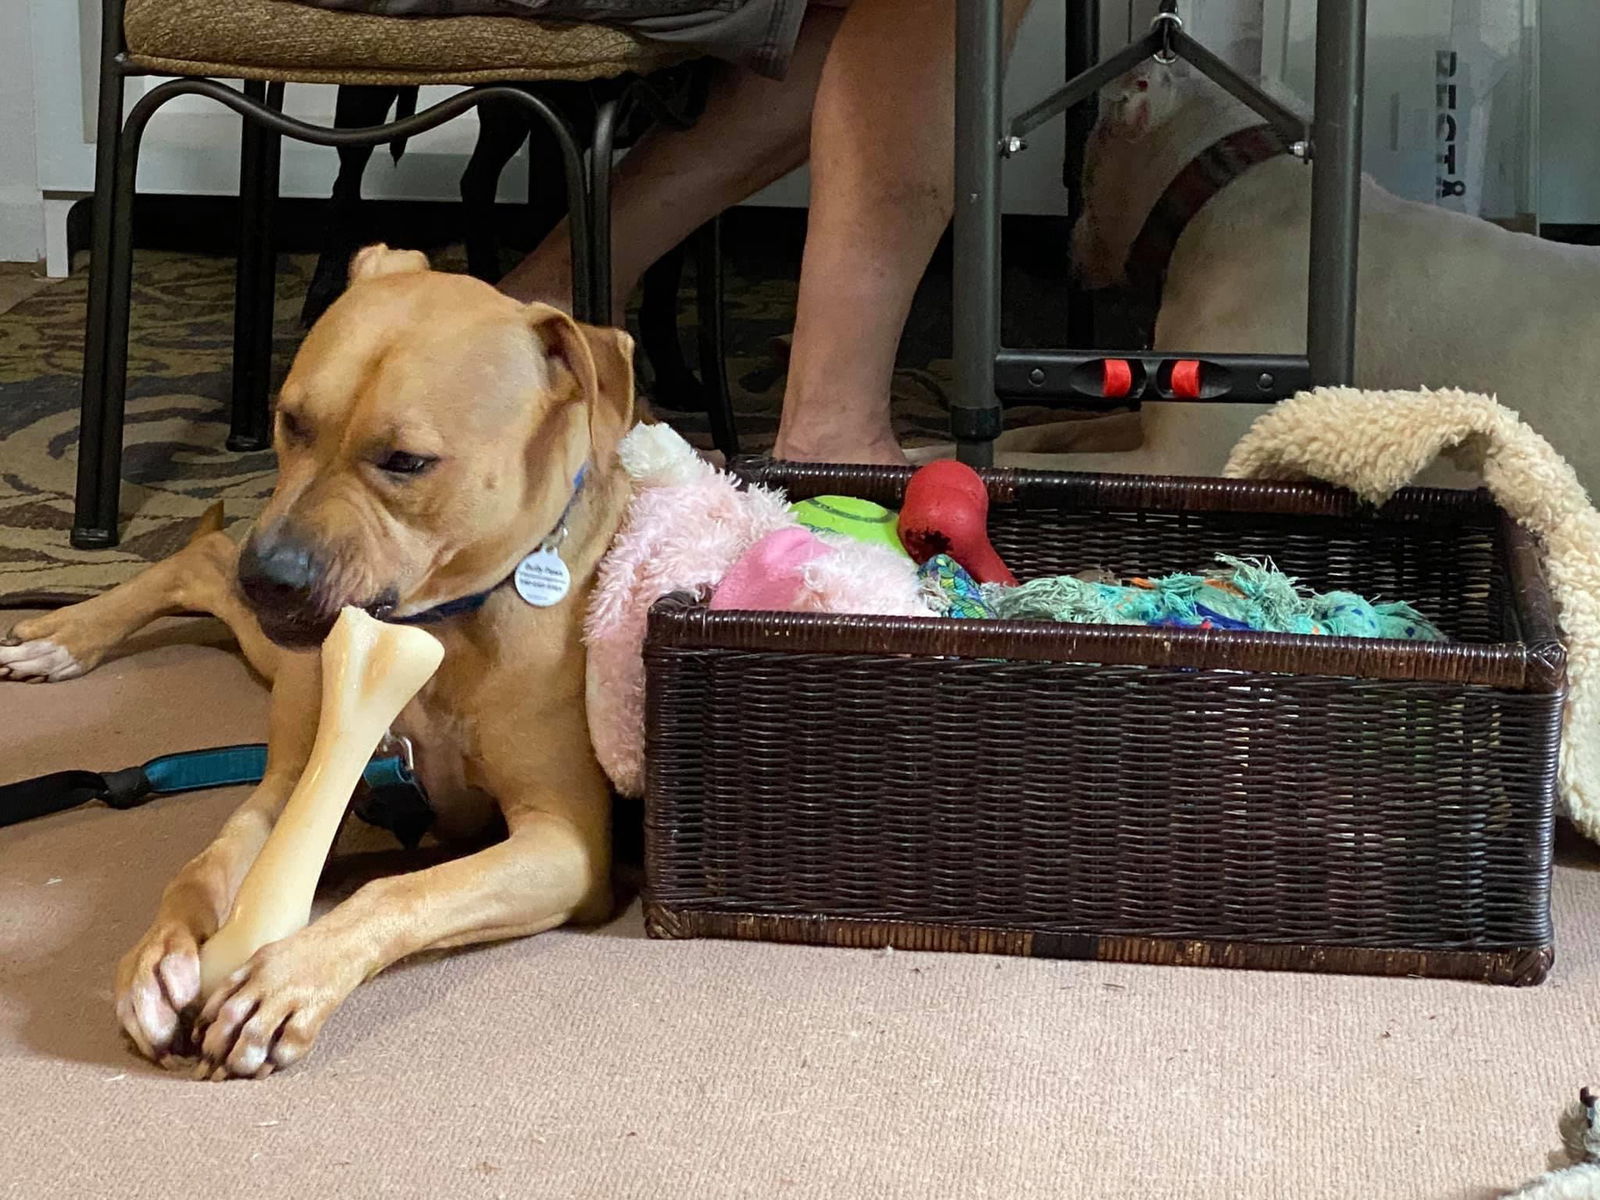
(1, 740), (434, 848)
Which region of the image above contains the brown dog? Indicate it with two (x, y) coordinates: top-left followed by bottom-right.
(1, 246), (638, 1079)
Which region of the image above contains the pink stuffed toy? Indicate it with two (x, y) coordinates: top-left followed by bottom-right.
(710, 527), (929, 617)
(709, 527), (831, 611)
(584, 424), (931, 796)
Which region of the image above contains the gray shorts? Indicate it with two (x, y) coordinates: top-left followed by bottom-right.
(293, 0), (811, 78)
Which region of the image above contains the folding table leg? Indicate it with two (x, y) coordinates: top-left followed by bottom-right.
(1306, 0), (1368, 386)
(951, 0), (1006, 467)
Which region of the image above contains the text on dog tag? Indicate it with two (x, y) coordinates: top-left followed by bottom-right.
(513, 548), (571, 607)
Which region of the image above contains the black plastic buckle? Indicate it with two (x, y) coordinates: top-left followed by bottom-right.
(100, 767), (156, 810)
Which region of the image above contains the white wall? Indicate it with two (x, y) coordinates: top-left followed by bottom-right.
(1539, 1), (1600, 225)
(0, 2), (44, 263)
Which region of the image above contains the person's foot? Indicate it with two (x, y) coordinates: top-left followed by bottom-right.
(770, 428), (909, 466)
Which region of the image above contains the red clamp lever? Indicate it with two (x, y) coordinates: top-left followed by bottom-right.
(1164, 361), (1203, 400)
(1170, 359), (1202, 399)
(1102, 358), (1134, 399)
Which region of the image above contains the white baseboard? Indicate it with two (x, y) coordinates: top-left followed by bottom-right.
(41, 195), (80, 278)
(0, 187), (45, 265)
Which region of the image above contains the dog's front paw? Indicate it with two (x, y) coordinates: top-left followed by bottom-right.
(114, 922), (203, 1067)
(191, 935), (352, 1081)
(1, 610), (108, 682)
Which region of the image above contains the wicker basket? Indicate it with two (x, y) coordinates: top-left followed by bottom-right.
(642, 464), (1565, 985)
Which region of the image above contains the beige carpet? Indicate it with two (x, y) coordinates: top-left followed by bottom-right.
(2, 614), (1597, 1199)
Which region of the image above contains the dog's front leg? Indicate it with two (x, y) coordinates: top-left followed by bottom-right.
(3, 513), (285, 684)
(191, 806), (604, 1080)
(114, 653), (320, 1066)
(190, 718), (611, 1080)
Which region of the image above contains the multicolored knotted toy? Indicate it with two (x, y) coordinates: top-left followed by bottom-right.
(916, 554), (996, 619)
(981, 555), (1446, 642)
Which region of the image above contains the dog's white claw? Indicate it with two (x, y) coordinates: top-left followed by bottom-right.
(0, 639), (85, 682)
(132, 984), (179, 1051)
(227, 1039), (269, 1079)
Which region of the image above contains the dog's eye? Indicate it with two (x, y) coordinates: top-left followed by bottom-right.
(376, 451), (437, 477)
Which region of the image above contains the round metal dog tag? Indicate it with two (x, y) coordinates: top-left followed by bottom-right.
(513, 547), (571, 607)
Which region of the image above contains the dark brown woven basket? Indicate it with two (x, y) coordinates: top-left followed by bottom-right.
(642, 463), (1566, 985)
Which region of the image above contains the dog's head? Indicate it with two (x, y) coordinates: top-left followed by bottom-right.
(1073, 64), (1184, 288)
(1090, 62), (1191, 160)
(238, 245), (635, 647)
(1074, 57), (1305, 289)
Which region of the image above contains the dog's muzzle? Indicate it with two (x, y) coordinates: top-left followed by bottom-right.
(237, 526), (344, 647)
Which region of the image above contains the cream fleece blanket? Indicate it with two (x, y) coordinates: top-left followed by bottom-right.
(1224, 387), (1600, 844)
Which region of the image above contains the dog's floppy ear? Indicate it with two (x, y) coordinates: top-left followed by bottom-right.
(525, 304), (639, 460)
(349, 244), (430, 282)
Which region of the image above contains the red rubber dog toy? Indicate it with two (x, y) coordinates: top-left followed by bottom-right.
(896, 460), (1017, 586)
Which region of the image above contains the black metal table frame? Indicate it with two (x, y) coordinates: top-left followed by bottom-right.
(951, 0), (1369, 465)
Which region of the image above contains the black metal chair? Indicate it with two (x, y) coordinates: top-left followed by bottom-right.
(73, 0), (739, 548)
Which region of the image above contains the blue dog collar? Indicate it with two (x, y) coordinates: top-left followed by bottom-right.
(393, 464), (589, 626)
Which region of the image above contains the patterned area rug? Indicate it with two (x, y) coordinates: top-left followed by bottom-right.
(0, 246), (1060, 607)
(1, 253), (288, 606)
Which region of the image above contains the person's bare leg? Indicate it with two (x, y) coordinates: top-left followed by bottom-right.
(772, 0), (1031, 464)
(498, 4), (846, 318)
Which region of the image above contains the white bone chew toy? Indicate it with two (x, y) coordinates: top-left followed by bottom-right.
(197, 607), (444, 997)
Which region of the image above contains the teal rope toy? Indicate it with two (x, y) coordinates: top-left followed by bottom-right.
(916, 551), (1446, 642)
(981, 555), (1446, 641)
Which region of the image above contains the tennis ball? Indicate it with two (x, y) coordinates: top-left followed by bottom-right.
(790, 495), (910, 558)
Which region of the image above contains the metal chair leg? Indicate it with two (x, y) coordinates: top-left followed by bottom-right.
(692, 217), (738, 459)
(462, 95), (531, 282)
(584, 96), (618, 326)
(74, 86), (167, 548)
(72, 63), (129, 548)
(638, 245), (701, 411)
(303, 86), (419, 327)
(229, 80), (283, 452)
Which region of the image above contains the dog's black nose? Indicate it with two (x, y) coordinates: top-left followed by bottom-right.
(239, 528), (321, 595)
(237, 526), (339, 646)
